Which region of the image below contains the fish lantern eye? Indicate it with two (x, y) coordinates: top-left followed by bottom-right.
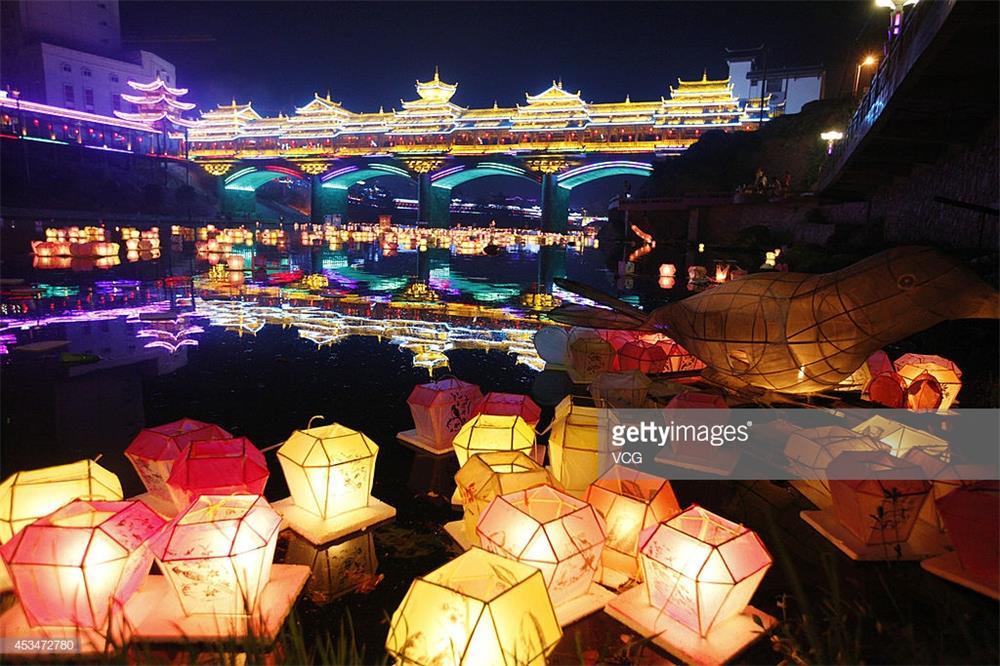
(897, 274), (916, 290)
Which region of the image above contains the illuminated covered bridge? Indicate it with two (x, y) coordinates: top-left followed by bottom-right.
(190, 71), (774, 229)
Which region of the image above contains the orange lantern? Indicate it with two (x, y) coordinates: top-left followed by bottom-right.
(618, 340), (670, 374)
(451, 414), (536, 467)
(407, 378), (483, 451)
(586, 465), (681, 583)
(936, 481), (1000, 581)
(852, 415), (949, 460)
(548, 395), (602, 496)
(125, 418), (232, 504)
(150, 495), (281, 616)
(589, 370), (652, 408)
(659, 263), (677, 277)
(894, 353), (962, 410)
(640, 505), (772, 637)
(454, 451), (557, 546)
(865, 371), (907, 408)
(0, 500), (165, 628)
(828, 451), (931, 546)
(903, 371), (943, 411)
(478, 485), (606, 607)
(165, 437), (269, 510)
(472, 392), (541, 426)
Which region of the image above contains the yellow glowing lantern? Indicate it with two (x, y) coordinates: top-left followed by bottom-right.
(277, 424), (377, 519)
(386, 547), (562, 665)
(0, 500), (165, 628)
(893, 354), (962, 410)
(0, 460), (123, 543)
(589, 370), (652, 408)
(227, 254), (246, 271)
(586, 465), (681, 583)
(640, 505), (772, 637)
(452, 414), (536, 467)
(150, 495), (281, 616)
(852, 415), (949, 460)
(478, 485), (606, 607)
(455, 451), (558, 546)
(548, 396), (602, 497)
(784, 426), (888, 501)
(283, 532), (379, 605)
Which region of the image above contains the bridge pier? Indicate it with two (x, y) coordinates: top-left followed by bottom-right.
(310, 175), (349, 225)
(418, 175), (452, 228)
(539, 173), (569, 233)
(218, 177), (256, 218)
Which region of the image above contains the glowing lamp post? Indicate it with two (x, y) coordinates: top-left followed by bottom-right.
(876, 0), (918, 39)
(402, 378), (483, 453)
(585, 465), (681, 585)
(548, 395), (602, 497)
(452, 451), (557, 547)
(165, 437), (269, 511)
(125, 418), (232, 507)
(386, 547), (562, 665)
(478, 485), (608, 614)
(821, 130), (843, 155)
(0, 500), (165, 628)
(275, 423), (395, 545)
(638, 505), (773, 637)
(472, 392), (542, 426)
(452, 414), (536, 468)
(854, 55), (878, 96)
(150, 495), (281, 616)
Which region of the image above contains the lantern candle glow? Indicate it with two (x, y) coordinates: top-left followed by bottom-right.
(165, 437), (269, 511)
(401, 378), (483, 454)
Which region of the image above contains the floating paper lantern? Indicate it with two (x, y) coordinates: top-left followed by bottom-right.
(126, 418), (232, 503)
(386, 547), (562, 665)
(784, 426), (888, 499)
(640, 505), (772, 637)
(548, 395), (602, 496)
(455, 451), (558, 546)
(0, 460), (123, 543)
(478, 485), (606, 606)
(227, 254), (246, 271)
(1, 500), (164, 628)
(150, 495), (281, 616)
(473, 392), (542, 426)
(452, 414), (535, 467)
(659, 263), (677, 277)
(166, 437), (269, 510)
(407, 378), (484, 451)
(904, 371), (943, 411)
(589, 370), (652, 408)
(936, 481), (1000, 580)
(665, 391), (727, 410)
(894, 353), (962, 410)
(852, 415), (949, 460)
(568, 329), (615, 382)
(277, 423), (377, 518)
(585, 466), (681, 582)
(828, 451), (931, 546)
(283, 532), (378, 605)
(618, 340), (670, 374)
(865, 371), (907, 408)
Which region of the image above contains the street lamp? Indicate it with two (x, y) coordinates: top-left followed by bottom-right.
(876, 0), (919, 40)
(821, 130), (844, 155)
(853, 55), (878, 97)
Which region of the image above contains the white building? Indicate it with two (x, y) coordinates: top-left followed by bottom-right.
(1, 0), (177, 117)
(726, 48), (825, 115)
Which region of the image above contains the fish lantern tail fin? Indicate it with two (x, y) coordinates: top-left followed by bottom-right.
(546, 303), (645, 329)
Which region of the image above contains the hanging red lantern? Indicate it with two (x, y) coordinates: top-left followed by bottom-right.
(165, 437), (269, 510)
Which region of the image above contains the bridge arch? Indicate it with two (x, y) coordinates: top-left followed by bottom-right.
(223, 165), (306, 191)
(431, 162), (539, 190)
(320, 163), (415, 190)
(556, 160), (654, 190)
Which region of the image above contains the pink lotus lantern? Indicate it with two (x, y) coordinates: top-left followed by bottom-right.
(165, 437), (269, 510)
(150, 495), (281, 616)
(407, 378), (483, 451)
(126, 418), (232, 503)
(473, 392), (542, 426)
(618, 340), (670, 374)
(0, 500), (165, 628)
(640, 505), (772, 637)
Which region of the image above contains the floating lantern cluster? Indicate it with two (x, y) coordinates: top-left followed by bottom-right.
(31, 226), (119, 260)
(858, 350), (963, 411)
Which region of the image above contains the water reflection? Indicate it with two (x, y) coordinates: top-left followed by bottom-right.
(282, 531), (380, 605)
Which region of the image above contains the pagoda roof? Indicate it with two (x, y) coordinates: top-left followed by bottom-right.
(407, 68), (459, 106)
(523, 81), (585, 106)
(295, 93), (350, 115)
(125, 77), (189, 97)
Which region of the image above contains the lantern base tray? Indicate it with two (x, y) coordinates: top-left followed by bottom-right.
(595, 567), (632, 591)
(443, 520), (473, 550)
(790, 481), (832, 510)
(605, 586), (777, 666)
(124, 564), (310, 643)
(274, 497), (396, 546)
(653, 445), (741, 477)
(555, 583), (616, 627)
(801, 509), (949, 561)
(396, 429), (453, 456)
(921, 551), (1000, 600)
(131, 491), (180, 518)
(0, 604), (122, 655)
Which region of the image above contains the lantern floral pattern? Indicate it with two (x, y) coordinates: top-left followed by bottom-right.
(451, 414), (536, 467)
(126, 418), (232, 503)
(0, 459), (123, 543)
(589, 370), (652, 408)
(478, 485), (607, 606)
(569, 333), (615, 382)
(407, 378), (484, 449)
(277, 424), (378, 519)
(150, 495), (281, 616)
(166, 437), (269, 510)
(585, 466), (681, 581)
(640, 505), (772, 637)
(0, 500), (165, 628)
(386, 547), (562, 666)
(455, 451), (558, 546)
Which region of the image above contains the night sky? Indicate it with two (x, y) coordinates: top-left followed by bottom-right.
(121, 1), (881, 116)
